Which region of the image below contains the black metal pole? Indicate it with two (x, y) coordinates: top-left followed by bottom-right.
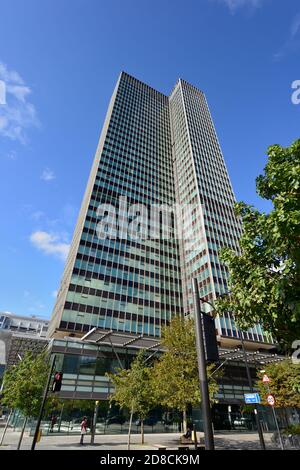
(0, 409), (13, 446)
(239, 334), (266, 450)
(90, 400), (99, 445)
(192, 278), (214, 450)
(264, 383), (284, 450)
(31, 354), (56, 451)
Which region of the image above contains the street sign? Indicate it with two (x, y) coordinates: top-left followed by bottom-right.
(267, 394), (276, 406)
(262, 374), (270, 383)
(244, 393), (261, 404)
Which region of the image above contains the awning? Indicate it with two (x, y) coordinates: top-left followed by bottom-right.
(218, 348), (285, 365)
(81, 327), (164, 352)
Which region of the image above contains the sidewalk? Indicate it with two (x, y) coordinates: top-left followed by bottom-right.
(0, 428), (280, 450)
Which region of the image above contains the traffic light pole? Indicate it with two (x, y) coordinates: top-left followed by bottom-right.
(0, 409), (13, 446)
(31, 354), (56, 451)
(192, 278), (214, 450)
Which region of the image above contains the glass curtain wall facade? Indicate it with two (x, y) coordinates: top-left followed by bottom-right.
(169, 80), (272, 344)
(49, 72), (272, 346)
(49, 72), (183, 339)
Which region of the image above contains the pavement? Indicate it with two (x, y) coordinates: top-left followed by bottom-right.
(0, 427), (282, 450)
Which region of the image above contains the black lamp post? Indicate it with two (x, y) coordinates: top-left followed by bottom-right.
(192, 285), (266, 451)
(192, 278), (215, 450)
(31, 354), (56, 451)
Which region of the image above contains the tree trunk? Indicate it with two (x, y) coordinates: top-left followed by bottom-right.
(182, 409), (187, 434)
(127, 403), (134, 450)
(141, 419), (144, 444)
(0, 409), (13, 446)
(17, 416), (28, 450)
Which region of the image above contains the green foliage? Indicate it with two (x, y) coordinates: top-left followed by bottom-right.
(283, 424), (300, 436)
(151, 317), (220, 413)
(1, 352), (50, 418)
(255, 360), (300, 408)
(107, 318), (220, 437)
(216, 139), (300, 346)
(107, 350), (155, 421)
(63, 399), (95, 414)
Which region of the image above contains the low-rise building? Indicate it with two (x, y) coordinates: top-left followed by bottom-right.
(0, 312), (49, 386)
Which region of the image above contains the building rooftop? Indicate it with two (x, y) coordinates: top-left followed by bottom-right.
(0, 311), (49, 323)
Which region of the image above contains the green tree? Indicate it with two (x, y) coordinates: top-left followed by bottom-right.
(107, 350), (155, 445)
(215, 139), (300, 347)
(256, 360), (300, 429)
(1, 351), (50, 449)
(151, 316), (219, 433)
(256, 361), (300, 410)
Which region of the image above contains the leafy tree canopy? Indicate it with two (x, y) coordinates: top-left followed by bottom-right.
(151, 316), (219, 413)
(1, 352), (50, 418)
(216, 139), (300, 347)
(107, 350), (155, 421)
(255, 360), (300, 408)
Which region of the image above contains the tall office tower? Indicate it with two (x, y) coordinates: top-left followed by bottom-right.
(170, 80), (239, 336)
(48, 73), (183, 339)
(169, 79), (272, 344)
(49, 72), (272, 346)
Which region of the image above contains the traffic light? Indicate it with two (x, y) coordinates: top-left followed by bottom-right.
(52, 371), (63, 392)
(202, 313), (219, 362)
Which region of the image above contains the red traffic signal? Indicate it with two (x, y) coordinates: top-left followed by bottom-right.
(52, 371), (63, 392)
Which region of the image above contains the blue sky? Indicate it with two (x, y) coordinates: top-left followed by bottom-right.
(0, 0), (299, 320)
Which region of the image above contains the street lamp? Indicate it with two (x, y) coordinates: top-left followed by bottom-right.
(31, 354), (56, 451)
(192, 278), (215, 450)
(192, 287), (266, 451)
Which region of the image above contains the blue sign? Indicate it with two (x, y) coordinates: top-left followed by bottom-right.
(244, 393), (261, 404)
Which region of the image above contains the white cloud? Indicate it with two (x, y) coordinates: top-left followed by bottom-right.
(6, 84), (31, 103)
(291, 13), (300, 38)
(41, 168), (56, 181)
(273, 12), (300, 60)
(30, 231), (70, 261)
(214, 0), (266, 13)
(52, 290), (58, 298)
(0, 61), (39, 144)
(28, 206), (77, 263)
(0, 62), (24, 85)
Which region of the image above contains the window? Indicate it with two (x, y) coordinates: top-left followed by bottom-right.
(95, 356), (111, 376)
(78, 355), (96, 375)
(62, 354), (79, 374)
